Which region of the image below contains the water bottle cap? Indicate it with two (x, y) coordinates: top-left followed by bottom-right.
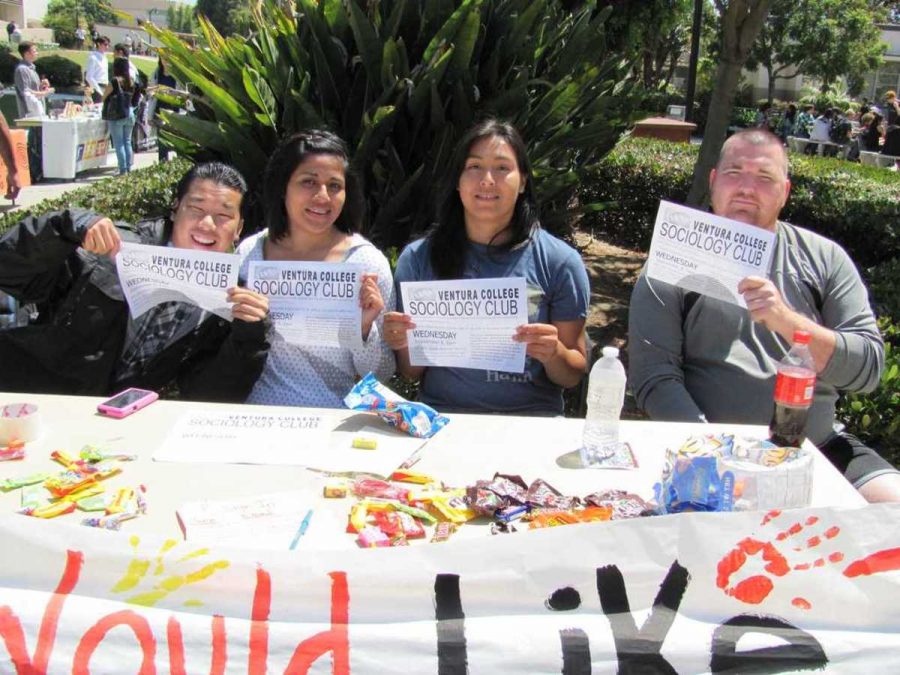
(601, 346), (619, 358)
(792, 330), (811, 345)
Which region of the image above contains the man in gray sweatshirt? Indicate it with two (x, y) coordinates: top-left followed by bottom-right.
(629, 128), (900, 502)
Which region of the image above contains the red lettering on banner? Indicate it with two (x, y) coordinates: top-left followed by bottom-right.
(249, 566), (271, 675)
(0, 549), (83, 674)
(211, 615), (227, 675)
(284, 572), (349, 675)
(168, 616), (185, 675)
(167, 614), (228, 675)
(72, 610), (156, 674)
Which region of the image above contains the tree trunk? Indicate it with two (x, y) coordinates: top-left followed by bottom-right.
(767, 63), (775, 106)
(686, 0), (771, 208)
(687, 57), (745, 207)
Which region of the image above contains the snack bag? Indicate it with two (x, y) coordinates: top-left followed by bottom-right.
(344, 372), (449, 439)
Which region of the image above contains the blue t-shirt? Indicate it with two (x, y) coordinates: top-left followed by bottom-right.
(395, 228), (590, 415)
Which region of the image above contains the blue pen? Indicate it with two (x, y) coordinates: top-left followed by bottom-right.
(289, 509), (313, 550)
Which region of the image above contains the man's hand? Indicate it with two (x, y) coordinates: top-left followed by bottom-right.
(82, 218), (122, 257)
(738, 276), (796, 335)
(513, 323), (560, 364)
(359, 273), (384, 341)
(228, 287), (268, 323)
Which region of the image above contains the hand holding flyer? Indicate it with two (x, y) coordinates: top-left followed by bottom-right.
(646, 201), (776, 307)
(116, 243), (239, 320)
(247, 260), (365, 349)
(401, 277), (528, 372)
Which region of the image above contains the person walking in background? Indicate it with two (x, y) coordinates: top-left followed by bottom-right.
(777, 103), (797, 142)
(794, 105), (815, 139)
(859, 111), (883, 153)
(882, 90), (900, 157)
(74, 26), (85, 50)
(151, 56), (179, 162)
(6, 21), (16, 43)
(85, 36), (109, 104)
(103, 57), (138, 175)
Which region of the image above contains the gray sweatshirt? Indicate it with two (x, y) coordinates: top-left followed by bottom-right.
(628, 221), (883, 446)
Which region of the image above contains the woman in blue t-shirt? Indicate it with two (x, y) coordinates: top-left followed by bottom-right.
(384, 119), (590, 415)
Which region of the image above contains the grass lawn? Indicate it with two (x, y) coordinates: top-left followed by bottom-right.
(41, 49), (157, 80)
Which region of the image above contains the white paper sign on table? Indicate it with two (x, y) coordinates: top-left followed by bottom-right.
(153, 410), (329, 465)
(247, 260), (364, 349)
(401, 277), (528, 372)
(646, 200), (776, 306)
(176, 491), (318, 550)
(116, 242), (239, 320)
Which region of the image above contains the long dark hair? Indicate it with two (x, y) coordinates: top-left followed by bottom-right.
(429, 119), (540, 279)
(263, 130), (364, 241)
(111, 56), (133, 92)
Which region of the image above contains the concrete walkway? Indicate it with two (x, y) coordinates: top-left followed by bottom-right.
(0, 150), (159, 215)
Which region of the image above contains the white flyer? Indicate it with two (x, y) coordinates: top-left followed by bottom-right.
(401, 277), (528, 372)
(247, 260), (364, 349)
(153, 410), (330, 465)
(116, 242), (239, 320)
(646, 200), (776, 306)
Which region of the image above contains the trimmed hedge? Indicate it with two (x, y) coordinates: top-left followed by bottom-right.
(836, 316), (900, 465)
(35, 55), (82, 88)
(0, 158), (193, 237)
(584, 137), (900, 268)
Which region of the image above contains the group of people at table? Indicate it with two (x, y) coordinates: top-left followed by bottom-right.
(2, 119), (898, 503)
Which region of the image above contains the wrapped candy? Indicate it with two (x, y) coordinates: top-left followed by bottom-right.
(344, 373), (449, 438)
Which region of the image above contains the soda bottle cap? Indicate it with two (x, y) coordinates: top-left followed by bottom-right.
(793, 330), (812, 345)
(602, 346), (619, 358)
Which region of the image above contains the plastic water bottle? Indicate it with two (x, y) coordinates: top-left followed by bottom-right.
(581, 346), (627, 467)
(769, 330), (816, 447)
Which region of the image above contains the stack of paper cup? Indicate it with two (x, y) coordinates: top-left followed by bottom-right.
(0, 403), (42, 445)
(719, 446), (813, 511)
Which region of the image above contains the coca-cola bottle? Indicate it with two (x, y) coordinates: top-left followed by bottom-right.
(769, 330), (816, 447)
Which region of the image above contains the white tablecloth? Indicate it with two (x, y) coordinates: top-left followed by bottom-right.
(40, 117), (112, 179)
(0, 393), (864, 547)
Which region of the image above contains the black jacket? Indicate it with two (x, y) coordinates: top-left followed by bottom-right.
(0, 210), (269, 401)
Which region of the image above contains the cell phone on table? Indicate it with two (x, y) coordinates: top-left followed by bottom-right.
(97, 388), (159, 419)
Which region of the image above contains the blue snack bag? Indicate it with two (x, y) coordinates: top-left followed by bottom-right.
(344, 373), (449, 439)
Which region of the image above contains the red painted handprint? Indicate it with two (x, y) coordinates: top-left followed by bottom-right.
(717, 510), (900, 609)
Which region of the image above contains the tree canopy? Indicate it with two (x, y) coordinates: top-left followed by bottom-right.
(44, 0), (118, 30)
(194, 0), (253, 37)
(747, 0), (888, 101)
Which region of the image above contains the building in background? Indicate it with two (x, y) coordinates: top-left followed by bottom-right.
(0, 1), (50, 28)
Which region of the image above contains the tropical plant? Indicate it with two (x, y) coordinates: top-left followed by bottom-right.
(145, 0), (643, 247)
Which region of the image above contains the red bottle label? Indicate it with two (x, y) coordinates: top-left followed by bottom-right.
(774, 371), (815, 406)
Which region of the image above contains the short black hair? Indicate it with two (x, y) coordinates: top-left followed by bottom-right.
(17, 42), (34, 57)
(114, 43), (129, 57)
(163, 162), (248, 241)
(94, 36), (109, 46)
(262, 130), (363, 241)
(429, 118), (540, 280)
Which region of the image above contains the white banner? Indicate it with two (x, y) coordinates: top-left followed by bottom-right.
(401, 277), (528, 372)
(646, 201), (776, 307)
(3, 505), (900, 672)
(116, 243), (239, 320)
(247, 261), (364, 350)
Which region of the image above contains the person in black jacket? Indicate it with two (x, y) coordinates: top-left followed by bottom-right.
(0, 162), (270, 401)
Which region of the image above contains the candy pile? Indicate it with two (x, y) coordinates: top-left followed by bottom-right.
(327, 470), (652, 548)
(654, 434), (813, 513)
(0, 439), (25, 461)
(2, 445), (146, 530)
(344, 373), (449, 439)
